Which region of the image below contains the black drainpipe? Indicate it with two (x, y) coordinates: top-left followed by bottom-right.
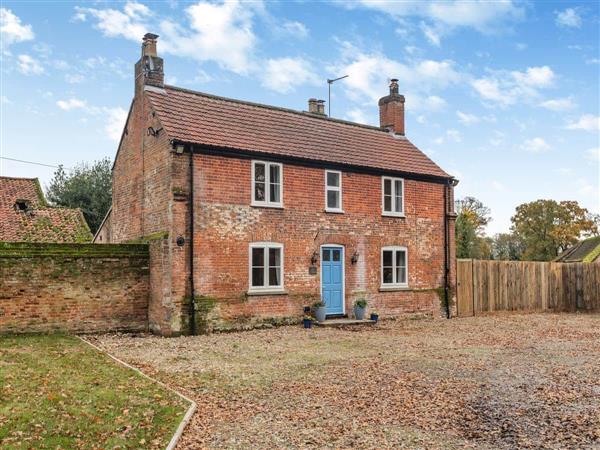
(189, 147), (196, 335)
(443, 181), (451, 319)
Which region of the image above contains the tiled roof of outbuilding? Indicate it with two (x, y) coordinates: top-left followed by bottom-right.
(0, 176), (92, 243)
(555, 236), (600, 263)
(145, 85), (451, 180)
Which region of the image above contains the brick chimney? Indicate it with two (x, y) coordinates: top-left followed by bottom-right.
(134, 33), (164, 97)
(378, 79), (405, 135)
(307, 98), (326, 115)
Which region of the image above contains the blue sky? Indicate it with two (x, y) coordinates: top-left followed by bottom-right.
(1, 0), (599, 235)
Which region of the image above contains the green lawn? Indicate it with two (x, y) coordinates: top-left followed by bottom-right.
(0, 334), (188, 449)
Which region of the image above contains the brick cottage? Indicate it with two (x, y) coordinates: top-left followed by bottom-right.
(95, 34), (458, 335)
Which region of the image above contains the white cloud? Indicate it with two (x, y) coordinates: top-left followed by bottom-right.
(123, 1), (152, 18)
(539, 97), (576, 111)
(516, 42), (527, 51)
(433, 128), (461, 145)
(555, 8), (581, 28)
(261, 57), (319, 93)
(0, 8), (34, 51)
(471, 65), (555, 106)
(74, 3), (148, 41)
(56, 98), (87, 111)
(342, 0), (524, 44)
(586, 58), (600, 65)
(585, 148), (599, 162)
(65, 73), (85, 84)
(278, 20), (308, 39)
(416, 115), (426, 124)
(1, 95), (11, 104)
(456, 110), (480, 125)
(17, 54), (44, 75)
(104, 107), (128, 141)
(346, 108), (370, 125)
(331, 42), (460, 110)
(521, 137), (550, 153)
(566, 114), (600, 132)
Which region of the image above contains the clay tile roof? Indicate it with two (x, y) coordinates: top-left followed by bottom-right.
(146, 85), (451, 180)
(555, 236), (600, 263)
(0, 176), (92, 243)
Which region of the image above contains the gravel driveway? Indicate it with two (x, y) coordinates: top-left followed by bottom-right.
(91, 313), (600, 449)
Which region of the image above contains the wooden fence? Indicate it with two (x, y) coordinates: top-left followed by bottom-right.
(456, 259), (600, 317)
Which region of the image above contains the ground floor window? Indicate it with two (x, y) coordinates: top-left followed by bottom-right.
(249, 242), (283, 292)
(381, 246), (408, 287)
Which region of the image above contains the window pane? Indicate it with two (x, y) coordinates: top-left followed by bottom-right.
(327, 172), (339, 187)
(269, 248), (280, 267)
(384, 179), (391, 195)
(269, 268), (280, 286)
(254, 182), (265, 201)
(394, 180), (403, 212)
(398, 267), (407, 284)
(252, 268), (264, 287)
(396, 250), (406, 268)
(269, 165), (280, 184)
(332, 250), (340, 261)
(383, 267), (393, 284)
(254, 163), (266, 182)
(269, 183), (280, 203)
(383, 250), (392, 267)
(252, 248), (264, 267)
(327, 190), (339, 209)
(323, 249), (330, 261)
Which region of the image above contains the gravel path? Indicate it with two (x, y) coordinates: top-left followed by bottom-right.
(92, 313), (600, 449)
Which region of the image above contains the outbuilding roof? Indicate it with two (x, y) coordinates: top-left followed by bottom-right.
(145, 85), (452, 180)
(0, 176), (92, 243)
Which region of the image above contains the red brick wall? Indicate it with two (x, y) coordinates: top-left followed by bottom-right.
(179, 152), (450, 331)
(0, 243), (149, 334)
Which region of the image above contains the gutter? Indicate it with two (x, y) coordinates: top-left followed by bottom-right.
(443, 178), (459, 319)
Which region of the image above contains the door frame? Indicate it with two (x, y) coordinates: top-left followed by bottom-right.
(320, 244), (345, 316)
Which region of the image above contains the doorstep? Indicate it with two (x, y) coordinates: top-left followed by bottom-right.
(314, 318), (377, 327)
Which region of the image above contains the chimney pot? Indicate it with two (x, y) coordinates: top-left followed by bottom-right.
(378, 78), (405, 135)
(308, 98), (318, 114)
(316, 99), (326, 115)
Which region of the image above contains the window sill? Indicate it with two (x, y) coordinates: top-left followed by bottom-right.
(379, 285), (409, 292)
(382, 212), (405, 218)
(325, 208), (344, 214)
(251, 203), (284, 209)
(246, 289), (288, 296)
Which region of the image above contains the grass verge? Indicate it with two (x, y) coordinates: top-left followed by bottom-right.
(0, 334), (187, 449)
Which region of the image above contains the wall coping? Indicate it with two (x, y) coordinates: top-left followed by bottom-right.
(0, 242), (148, 258)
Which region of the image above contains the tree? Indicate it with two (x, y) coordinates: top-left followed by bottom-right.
(491, 233), (523, 260)
(455, 196), (492, 259)
(47, 158), (112, 234)
(510, 200), (597, 261)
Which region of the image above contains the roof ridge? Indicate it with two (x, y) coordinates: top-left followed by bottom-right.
(162, 84), (389, 134)
(0, 176), (39, 181)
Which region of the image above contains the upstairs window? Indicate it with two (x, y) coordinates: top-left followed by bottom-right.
(325, 170), (343, 212)
(381, 246), (408, 287)
(249, 242), (284, 292)
(382, 176), (404, 216)
(252, 161), (282, 207)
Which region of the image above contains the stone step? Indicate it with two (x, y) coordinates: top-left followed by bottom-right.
(314, 318), (377, 327)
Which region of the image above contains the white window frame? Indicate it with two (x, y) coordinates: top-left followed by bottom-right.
(380, 246), (408, 288)
(381, 176), (405, 217)
(251, 161), (283, 208)
(324, 170), (343, 213)
(248, 242), (284, 293)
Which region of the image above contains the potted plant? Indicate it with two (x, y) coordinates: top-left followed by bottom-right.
(354, 298), (367, 320)
(303, 315), (313, 329)
(370, 310), (379, 322)
(312, 300), (327, 322)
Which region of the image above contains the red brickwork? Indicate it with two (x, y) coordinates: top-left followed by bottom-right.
(173, 152), (454, 331)
(0, 243), (148, 334)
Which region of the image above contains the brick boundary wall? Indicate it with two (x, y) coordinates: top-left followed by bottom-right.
(0, 242), (149, 334)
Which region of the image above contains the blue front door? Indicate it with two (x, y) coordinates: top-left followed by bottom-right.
(321, 247), (344, 315)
